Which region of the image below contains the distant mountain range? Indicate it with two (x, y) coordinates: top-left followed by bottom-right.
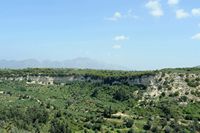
(0, 58), (127, 70)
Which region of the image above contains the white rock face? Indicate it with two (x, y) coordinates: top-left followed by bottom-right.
(0, 74), (155, 86)
(143, 72), (200, 102)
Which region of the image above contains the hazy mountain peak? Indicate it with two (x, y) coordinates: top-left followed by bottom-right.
(0, 58), (127, 70)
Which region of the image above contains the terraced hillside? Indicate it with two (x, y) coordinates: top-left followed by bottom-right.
(0, 68), (199, 133)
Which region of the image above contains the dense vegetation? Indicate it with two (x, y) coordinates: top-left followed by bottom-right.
(0, 68), (199, 132)
(0, 68), (155, 78)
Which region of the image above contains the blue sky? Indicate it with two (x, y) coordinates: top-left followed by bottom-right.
(0, 0), (200, 70)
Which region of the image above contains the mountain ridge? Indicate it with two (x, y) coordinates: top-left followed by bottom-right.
(0, 58), (127, 70)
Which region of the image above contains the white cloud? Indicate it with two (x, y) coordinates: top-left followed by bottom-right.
(192, 8), (200, 16)
(107, 12), (122, 21)
(176, 9), (189, 19)
(114, 35), (129, 41)
(125, 9), (139, 19)
(168, 0), (179, 6)
(107, 10), (138, 21)
(112, 44), (121, 49)
(192, 33), (200, 40)
(145, 0), (164, 17)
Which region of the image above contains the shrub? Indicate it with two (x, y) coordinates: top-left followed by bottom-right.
(143, 120), (152, 130)
(185, 78), (189, 83)
(185, 91), (189, 95)
(161, 92), (166, 97)
(143, 124), (151, 130)
(124, 119), (134, 128)
(174, 91), (179, 97)
(179, 96), (187, 102)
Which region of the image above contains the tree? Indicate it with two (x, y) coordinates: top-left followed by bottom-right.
(113, 88), (130, 101)
(103, 106), (112, 118)
(50, 118), (71, 133)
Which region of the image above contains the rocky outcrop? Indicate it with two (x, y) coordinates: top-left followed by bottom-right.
(143, 72), (200, 102)
(127, 75), (155, 86)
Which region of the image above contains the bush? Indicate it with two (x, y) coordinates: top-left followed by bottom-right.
(179, 96), (187, 102)
(124, 119), (134, 128)
(161, 92), (166, 97)
(185, 91), (189, 95)
(143, 120), (151, 130)
(143, 124), (151, 130)
(174, 91), (179, 97)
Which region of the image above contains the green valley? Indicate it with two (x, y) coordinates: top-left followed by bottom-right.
(0, 68), (199, 133)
